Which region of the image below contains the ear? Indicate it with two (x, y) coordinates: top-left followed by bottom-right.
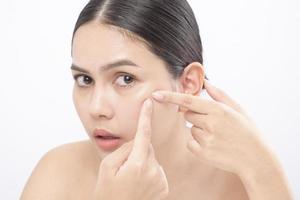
(178, 62), (205, 95)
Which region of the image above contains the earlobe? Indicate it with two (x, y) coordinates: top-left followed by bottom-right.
(180, 62), (205, 96)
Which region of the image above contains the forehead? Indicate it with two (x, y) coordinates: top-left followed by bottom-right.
(71, 21), (167, 73)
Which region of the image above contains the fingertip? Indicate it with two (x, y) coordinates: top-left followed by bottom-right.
(144, 98), (152, 108)
(151, 91), (165, 101)
(187, 139), (202, 153)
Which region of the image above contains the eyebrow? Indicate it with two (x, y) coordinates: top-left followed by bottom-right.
(70, 59), (141, 74)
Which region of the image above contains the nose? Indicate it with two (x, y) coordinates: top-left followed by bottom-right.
(88, 89), (113, 120)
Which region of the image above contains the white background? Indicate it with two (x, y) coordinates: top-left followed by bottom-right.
(0, 0), (299, 199)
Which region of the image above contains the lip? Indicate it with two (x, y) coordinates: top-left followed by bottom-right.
(93, 128), (122, 151)
(93, 128), (120, 138)
(95, 137), (122, 151)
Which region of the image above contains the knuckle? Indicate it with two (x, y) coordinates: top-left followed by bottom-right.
(191, 127), (205, 146)
(204, 133), (214, 144)
(190, 125), (196, 133)
(191, 126), (201, 137)
(205, 122), (214, 133)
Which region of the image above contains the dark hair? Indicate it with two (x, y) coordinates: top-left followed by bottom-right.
(71, 0), (208, 82)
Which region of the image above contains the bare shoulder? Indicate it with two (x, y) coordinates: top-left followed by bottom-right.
(20, 140), (99, 200)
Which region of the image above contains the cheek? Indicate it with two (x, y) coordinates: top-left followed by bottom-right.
(113, 99), (142, 140)
(151, 99), (179, 144)
(114, 95), (179, 143)
(112, 82), (178, 141)
(72, 89), (93, 137)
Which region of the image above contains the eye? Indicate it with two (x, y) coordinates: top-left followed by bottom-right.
(72, 74), (93, 87)
(114, 73), (136, 88)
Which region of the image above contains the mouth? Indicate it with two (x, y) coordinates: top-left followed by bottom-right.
(94, 136), (122, 151)
(95, 135), (121, 139)
(93, 128), (119, 137)
(93, 129), (122, 151)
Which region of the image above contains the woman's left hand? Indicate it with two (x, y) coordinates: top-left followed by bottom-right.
(151, 80), (272, 177)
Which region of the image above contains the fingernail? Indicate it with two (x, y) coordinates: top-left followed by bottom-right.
(144, 98), (152, 107)
(152, 92), (164, 101)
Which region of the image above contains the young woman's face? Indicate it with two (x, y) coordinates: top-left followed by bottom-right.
(71, 21), (181, 156)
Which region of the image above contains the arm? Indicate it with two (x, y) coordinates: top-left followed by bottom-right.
(238, 148), (294, 200)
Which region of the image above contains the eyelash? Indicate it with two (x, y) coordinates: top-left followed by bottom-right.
(72, 73), (137, 89)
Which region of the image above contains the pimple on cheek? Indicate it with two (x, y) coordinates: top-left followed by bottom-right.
(132, 84), (172, 111)
(132, 86), (156, 103)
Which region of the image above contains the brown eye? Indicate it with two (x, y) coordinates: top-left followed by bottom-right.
(115, 74), (136, 88)
(73, 74), (93, 87)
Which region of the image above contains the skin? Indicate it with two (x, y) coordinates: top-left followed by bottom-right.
(152, 82), (294, 199)
(20, 19), (293, 199)
(92, 99), (169, 200)
(70, 21), (231, 199)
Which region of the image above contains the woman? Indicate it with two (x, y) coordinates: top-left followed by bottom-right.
(20, 0), (293, 199)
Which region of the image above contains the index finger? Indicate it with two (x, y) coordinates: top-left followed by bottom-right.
(151, 90), (216, 114)
(204, 80), (248, 117)
(128, 98), (153, 163)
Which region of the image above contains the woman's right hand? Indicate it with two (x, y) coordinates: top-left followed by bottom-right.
(92, 98), (169, 200)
